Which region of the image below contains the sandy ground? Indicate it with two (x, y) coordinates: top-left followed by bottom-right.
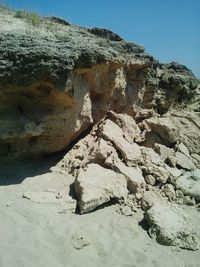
(0, 157), (200, 267)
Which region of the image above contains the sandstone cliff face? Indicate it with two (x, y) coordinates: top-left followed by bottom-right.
(1, 6), (199, 160)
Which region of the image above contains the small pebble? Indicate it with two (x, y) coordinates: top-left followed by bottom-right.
(6, 201), (12, 207)
(120, 205), (133, 216)
(56, 192), (63, 199)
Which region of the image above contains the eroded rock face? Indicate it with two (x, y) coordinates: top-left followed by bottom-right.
(0, 7), (199, 160)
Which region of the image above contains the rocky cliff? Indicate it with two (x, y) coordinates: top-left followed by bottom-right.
(1, 6), (199, 161)
(1, 6), (200, 250)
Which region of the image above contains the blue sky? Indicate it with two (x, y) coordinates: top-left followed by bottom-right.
(4, 0), (200, 78)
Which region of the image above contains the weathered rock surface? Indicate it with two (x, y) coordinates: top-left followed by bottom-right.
(114, 162), (146, 194)
(176, 169), (200, 201)
(74, 163), (128, 214)
(145, 202), (200, 250)
(100, 118), (142, 166)
(0, 7), (199, 161)
(175, 151), (195, 170)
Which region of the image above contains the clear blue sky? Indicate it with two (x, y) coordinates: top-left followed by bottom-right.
(4, 0), (200, 78)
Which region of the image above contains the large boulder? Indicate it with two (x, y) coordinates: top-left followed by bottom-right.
(74, 163), (128, 214)
(142, 117), (178, 146)
(145, 202), (200, 250)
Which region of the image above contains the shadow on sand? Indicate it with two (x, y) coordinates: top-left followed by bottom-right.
(0, 151), (65, 186)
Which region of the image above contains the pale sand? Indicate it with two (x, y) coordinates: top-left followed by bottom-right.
(0, 158), (200, 267)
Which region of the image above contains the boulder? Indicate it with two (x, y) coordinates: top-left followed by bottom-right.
(92, 138), (117, 162)
(175, 151), (195, 170)
(154, 143), (174, 162)
(141, 191), (159, 211)
(145, 202), (200, 250)
(141, 147), (170, 183)
(106, 111), (142, 143)
(74, 163), (128, 214)
(175, 169), (200, 201)
(165, 166), (182, 183)
(162, 184), (176, 201)
(142, 117), (178, 145)
(144, 174), (156, 186)
(145, 165), (170, 184)
(141, 147), (162, 166)
(100, 119), (141, 166)
(177, 142), (190, 157)
(114, 161), (146, 194)
(191, 153), (200, 166)
(170, 112), (200, 155)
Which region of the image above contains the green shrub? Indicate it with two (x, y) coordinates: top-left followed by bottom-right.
(14, 10), (27, 19)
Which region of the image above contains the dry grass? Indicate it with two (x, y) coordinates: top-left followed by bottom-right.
(14, 10), (40, 27)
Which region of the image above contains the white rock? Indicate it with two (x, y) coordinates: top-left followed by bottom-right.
(93, 138), (116, 160)
(178, 142), (190, 157)
(175, 169), (200, 200)
(120, 205), (133, 216)
(141, 147), (162, 165)
(74, 163), (128, 214)
(143, 117), (178, 145)
(145, 175), (156, 186)
(167, 155), (177, 167)
(101, 119), (141, 166)
(114, 162), (145, 194)
(141, 191), (159, 211)
(176, 190), (184, 199)
(165, 166), (182, 183)
(176, 151), (195, 170)
(183, 195), (196, 206)
(106, 111), (141, 143)
(146, 165), (170, 183)
(191, 153), (200, 163)
(162, 184), (176, 201)
(155, 143), (174, 162)
(145, 202), (200, 250)
(71, 231), (90, 250)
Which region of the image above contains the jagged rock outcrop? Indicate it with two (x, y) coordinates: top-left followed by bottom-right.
(1, 6), (200, 250)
